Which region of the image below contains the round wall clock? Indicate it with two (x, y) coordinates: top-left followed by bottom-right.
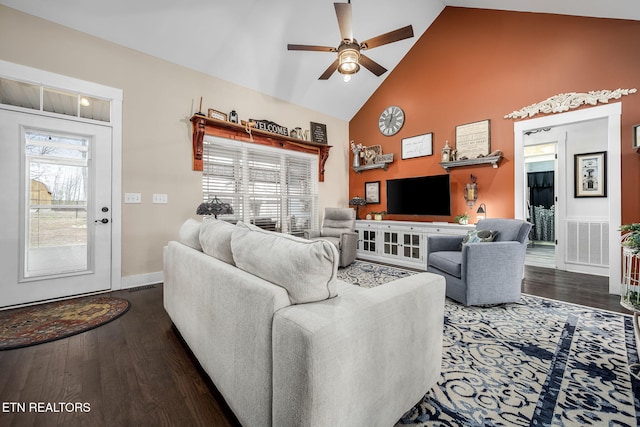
(378, 105), (405, 136)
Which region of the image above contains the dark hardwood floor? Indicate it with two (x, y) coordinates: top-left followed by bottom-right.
(0, 265), (632, 426)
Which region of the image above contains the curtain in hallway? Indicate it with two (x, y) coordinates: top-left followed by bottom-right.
(528, 171), (555, 242)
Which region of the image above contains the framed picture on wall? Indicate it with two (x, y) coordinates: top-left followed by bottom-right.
(574, 151), (607, 198)
(365, 181), (380, 204)
(401, 133), (433, 159)
(634, 124), (640, 149)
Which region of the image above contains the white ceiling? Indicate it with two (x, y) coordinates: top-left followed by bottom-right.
(2, 0), (639, 121)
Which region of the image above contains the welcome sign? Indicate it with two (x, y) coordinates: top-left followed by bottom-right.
(250, 119), (289, 137)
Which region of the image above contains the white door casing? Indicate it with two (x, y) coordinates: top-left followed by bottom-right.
(0, 60), (122, 308)
(514, 102), (622, 295)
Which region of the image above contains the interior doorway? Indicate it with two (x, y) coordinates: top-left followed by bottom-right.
(513, 103), (622, 295)
(524, 141), (557, 269)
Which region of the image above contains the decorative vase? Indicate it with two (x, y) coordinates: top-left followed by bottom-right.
(366, 214), (372, 220)
(374, 214), (383, 221)
(353, 150), (361, 168)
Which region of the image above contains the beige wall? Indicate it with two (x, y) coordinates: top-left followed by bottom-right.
(0, 6), (349, 281)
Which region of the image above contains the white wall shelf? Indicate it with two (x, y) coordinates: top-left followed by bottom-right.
(440, 155), (503, 172)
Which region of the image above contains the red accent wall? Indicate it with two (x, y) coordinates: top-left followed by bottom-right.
(349, 7), (640, 224)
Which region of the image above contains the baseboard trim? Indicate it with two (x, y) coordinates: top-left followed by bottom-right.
(120, 271), (163, 289)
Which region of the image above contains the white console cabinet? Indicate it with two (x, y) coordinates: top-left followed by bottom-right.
(355, 220), (475, 270)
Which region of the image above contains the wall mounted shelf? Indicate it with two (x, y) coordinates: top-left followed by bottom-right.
(439, 155), (503, 172)
(353, 162), (391, 173)
(190, 114), (332, 182)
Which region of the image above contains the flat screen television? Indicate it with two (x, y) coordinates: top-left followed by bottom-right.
(386, 174), (451, 216)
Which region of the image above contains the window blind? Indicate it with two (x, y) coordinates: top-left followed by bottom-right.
(202, 136), (318, 236)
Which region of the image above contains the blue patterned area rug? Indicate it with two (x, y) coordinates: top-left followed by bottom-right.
(338, 260), (640, 426)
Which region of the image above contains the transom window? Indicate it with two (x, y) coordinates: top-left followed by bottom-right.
(0, 77), (110, 122)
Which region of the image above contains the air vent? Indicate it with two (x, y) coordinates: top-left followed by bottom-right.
(565, 220), (609, 266)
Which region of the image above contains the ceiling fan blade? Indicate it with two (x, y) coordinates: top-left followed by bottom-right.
(334, 2), (353, 42)
(359, 54), (388, 77)
(360, 25), (414, 50)
(319, 58), (340, 80)
(288, 44), (336, 52)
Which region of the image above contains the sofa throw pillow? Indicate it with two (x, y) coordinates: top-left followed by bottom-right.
(462, 229), (498, 246)
(199, 217), (236, 265)
(231, 226), (339, 304)
(178, 218), (203, 251)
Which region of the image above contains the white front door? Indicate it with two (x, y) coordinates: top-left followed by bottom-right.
(0, 109), (112, 308)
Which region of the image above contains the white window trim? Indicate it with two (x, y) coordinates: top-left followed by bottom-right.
(203, 135), (319, 235)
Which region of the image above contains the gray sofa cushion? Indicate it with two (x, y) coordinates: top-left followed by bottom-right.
(199, 217), (235, 265)
(231, 226), (339, 304)
(428, 251), (463, 278)
(179, 218), (202, 251)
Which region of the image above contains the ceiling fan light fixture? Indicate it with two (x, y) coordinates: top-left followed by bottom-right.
(338, 48), (360, 75)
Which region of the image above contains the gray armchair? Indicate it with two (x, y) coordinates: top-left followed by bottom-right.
(427, 218), (532, 306)
(304, 208), (357, 267)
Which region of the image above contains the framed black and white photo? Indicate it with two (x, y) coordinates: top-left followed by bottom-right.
(401, 133), (433, 159)
(365, 181), (380, 204)
(574, 151), (607, 198)
(633, 124), (640, 149)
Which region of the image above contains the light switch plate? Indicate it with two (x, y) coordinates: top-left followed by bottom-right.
(124, 193), (141, 203)
(152, 193), (168, 204)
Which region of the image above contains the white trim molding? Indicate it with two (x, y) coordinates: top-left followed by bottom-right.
(513, 102), (622, 295)
(505, 88), (636, 119)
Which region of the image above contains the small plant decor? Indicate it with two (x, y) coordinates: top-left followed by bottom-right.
(454, 213), (469, 225)
(621, 223), (640, 311)
(621, 223), (640, 253)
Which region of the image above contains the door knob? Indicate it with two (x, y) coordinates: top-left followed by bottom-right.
(95, 218), (109, 224)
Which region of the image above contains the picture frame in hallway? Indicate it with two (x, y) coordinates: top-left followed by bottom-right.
(365, 181), (380, 204)
(574, 151), (607, 198)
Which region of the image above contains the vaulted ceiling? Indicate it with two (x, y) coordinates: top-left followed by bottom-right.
(1, 0), (638, 121)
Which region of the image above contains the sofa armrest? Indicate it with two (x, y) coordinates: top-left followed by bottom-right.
(462, 241), (527, 280)
(462, 241), (527, 301)
(427, 234), (465, 254)
(339, 231), (358, 264)
(272, 273), (445, 427)
(304, 229), (320, 239)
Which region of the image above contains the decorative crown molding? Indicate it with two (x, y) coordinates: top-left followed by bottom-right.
(504, 88), (637, 120)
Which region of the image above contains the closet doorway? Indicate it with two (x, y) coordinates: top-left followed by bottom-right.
(524, 141), (557, 269)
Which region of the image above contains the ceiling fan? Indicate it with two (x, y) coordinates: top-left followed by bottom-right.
(287, 1), (414, 81)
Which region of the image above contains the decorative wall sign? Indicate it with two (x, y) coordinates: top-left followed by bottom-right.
(365, 181), (380, 204)
(250, 119), (289, 137)
(402, 133), (433, 159)
(310, 121), (328, 144)
(455, 119), (490, 160)
(504, 88), (637, 120)
(375, 153), (394, 163)
(208, 109), (227, 121)
(574, 151), (607, 198)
